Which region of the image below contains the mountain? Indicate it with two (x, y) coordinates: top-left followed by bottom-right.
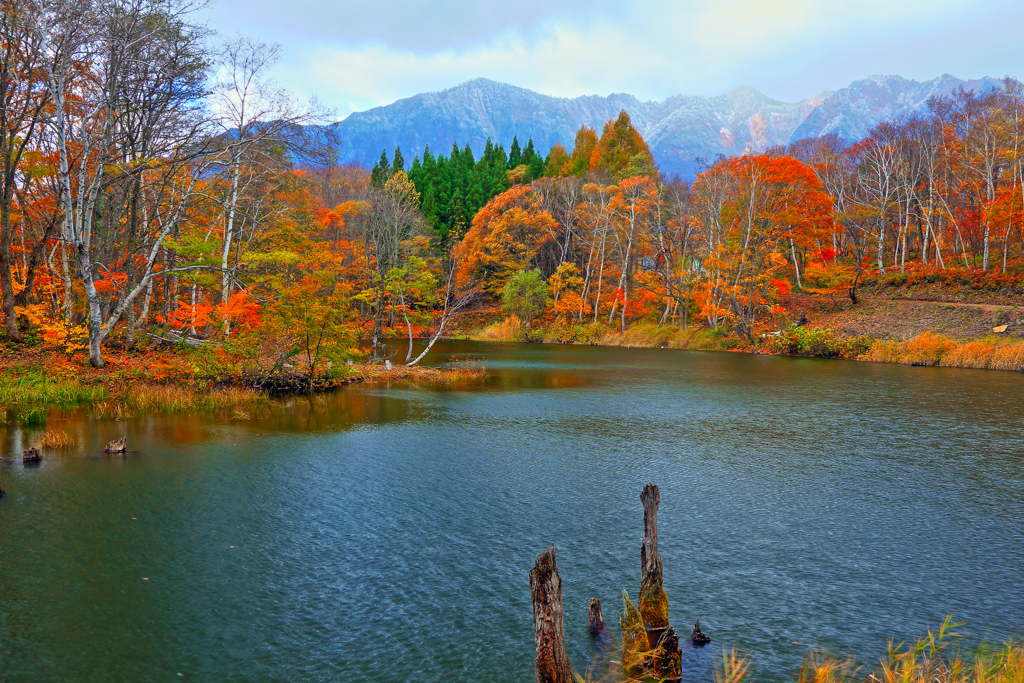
(327, 74), (1003, 179)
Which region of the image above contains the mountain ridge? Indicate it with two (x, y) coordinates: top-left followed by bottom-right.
(328, 74), (1003, 178)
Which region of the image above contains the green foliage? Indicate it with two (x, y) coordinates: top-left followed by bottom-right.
(766, 325), (872, 359)
(502, 270), (548, 330)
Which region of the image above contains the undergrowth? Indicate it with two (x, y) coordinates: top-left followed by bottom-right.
(868, 332), (1024, 370)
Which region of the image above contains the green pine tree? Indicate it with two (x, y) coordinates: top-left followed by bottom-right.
(370, 148), (389, 188)
(391, 146), (405, 175)
(508, 136), (522, 169)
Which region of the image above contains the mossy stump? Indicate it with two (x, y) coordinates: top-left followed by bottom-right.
(620, 589), (650, 674)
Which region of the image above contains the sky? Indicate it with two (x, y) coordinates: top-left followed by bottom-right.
(201, 0), (1024, 119)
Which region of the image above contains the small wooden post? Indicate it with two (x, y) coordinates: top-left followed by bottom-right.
(588, 598), (606, 636)
(530, 545), (572, 683)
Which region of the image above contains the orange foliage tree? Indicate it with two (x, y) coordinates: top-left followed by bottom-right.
(693, 155), (833, 338)
(455, 185), (558, 296)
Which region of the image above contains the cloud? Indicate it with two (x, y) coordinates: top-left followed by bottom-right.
(202, 0), (1024, 116)
(715, 0), (802, 26)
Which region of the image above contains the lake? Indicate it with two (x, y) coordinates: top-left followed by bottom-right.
(1, 341), (1023, 682)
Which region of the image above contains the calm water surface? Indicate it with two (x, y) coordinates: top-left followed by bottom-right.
(1, 342), (1023, 682)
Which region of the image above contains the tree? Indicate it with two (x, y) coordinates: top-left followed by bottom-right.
(567, 126), (598, 177)
(361, 170), (426, 354)
(502, 269), (547, 332)
(692, 154), (833, 339)
(0, 0), (49, 340)
(590, 111), (656, 180)
(455, 184), (557, 296)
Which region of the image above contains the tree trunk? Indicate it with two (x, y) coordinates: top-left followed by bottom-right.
(530, 545), (572, 683)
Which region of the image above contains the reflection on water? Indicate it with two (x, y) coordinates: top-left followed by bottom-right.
(1, 341), (1023, 682)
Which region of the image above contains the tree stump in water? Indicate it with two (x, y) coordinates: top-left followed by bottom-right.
(22, 448), (41, 464)
(692, 619), (711, 645)
(639, 482), (669, 635)
(652, 627), (682, 681)
(530, 545), (571, 683)
(588, 598), (606, 636)
(620, 589), (650, 673)
(104, 437), (126, 454)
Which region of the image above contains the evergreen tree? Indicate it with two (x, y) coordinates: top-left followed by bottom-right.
(370, 148), (390, 188)
(391, 145), (405, 174)
(508, 136), (522, 168)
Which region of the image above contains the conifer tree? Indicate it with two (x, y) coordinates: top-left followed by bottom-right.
(370, 148), (390, 188)
(509, 136), (522, 169)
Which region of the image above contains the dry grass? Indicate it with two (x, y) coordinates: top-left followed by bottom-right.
(724, 619), (1024, 683)
(357, 361), (487, 385)
(123, 384), (265, 414)
(473, 315), (522, 341)
(868, 331), (957, 366)
(868, 332), (1024, 371)
(715, 647), (753, 683)
(39, 430), (74, 448)
(598, 323), (732, 352)
(92, 384), (266, 418)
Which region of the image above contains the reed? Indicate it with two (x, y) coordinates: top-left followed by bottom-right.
(0, 365), (107, 406)
(473, 315), (522, 341)
(715, 646), (752, 683)
(724, 618), (1024, 683)
(119, 383), (266, 415)
(40, 430), (75, 448)
(16, 407), (47, 426)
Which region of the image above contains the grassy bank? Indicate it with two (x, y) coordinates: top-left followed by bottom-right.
(466, 310), (1024, 373)
(0, 346), (486, 419)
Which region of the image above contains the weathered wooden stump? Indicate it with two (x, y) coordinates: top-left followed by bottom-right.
(652, 626), (682, 681)
(692, 619), (711, 646)
(639, 482), (669, 633)
(22, 447), (41, 464)
(104, 437), (126, 454)
(588, 597), (606, 636)
(530, 545), (572, 683)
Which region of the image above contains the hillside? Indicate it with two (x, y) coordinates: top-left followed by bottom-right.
(328, 74), (1002, 178)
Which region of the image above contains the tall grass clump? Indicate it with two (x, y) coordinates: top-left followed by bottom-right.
(120, 384), (266, 415)
(0, 365), (107, 406)
(40, 430), (75, 448)
(867, 333), (1024, 370)
(474, 315), (522, 342)
(868, 331), (956, 366)
(17, 407), (47, 426)
(599, 323), (732, 351)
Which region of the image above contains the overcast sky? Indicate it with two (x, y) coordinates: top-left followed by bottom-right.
(201, 0), (1024, 119)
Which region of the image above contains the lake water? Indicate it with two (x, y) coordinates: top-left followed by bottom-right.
(1, 342), (1023, 682)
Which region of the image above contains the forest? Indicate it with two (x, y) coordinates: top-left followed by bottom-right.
(3, 0), (1024, 389)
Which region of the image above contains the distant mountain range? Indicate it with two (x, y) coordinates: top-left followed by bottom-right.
(327, 74), (1002, 179)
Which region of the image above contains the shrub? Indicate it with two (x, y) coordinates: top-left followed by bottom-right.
(767, 326), (871, 359)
